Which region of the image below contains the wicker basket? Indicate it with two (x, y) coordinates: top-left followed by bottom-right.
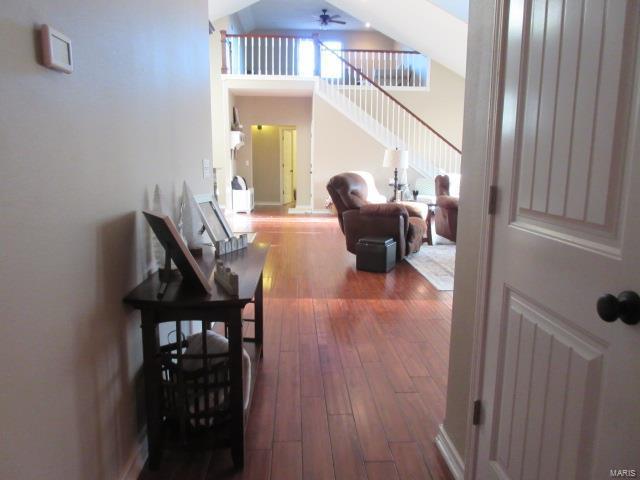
(158, 336), (232, 444)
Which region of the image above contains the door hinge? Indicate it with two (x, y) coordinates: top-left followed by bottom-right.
(488, 185), (498, 215)
(472, 399), (482, 426)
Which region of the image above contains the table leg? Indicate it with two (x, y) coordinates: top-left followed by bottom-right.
(141, 310), (162, 470)
(228, 308), (245, 468)
(255, 272), (264, 356)
(426, 208), (434, 246)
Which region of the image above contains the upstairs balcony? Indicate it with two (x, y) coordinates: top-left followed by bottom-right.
(220, 32), (430, 90)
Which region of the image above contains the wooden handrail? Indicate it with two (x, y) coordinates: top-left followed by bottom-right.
(338, 48), (420, 55)
(225, 33), (314, 40)
(318, 40), (461, 154)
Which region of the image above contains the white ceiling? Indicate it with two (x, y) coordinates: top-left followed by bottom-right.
(209, 0), (260, 22)
(429, 0), (469, 23)
(235, 0), (368, 32)
(327, 0), (467, 76)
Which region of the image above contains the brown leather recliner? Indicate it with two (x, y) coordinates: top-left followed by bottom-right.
(327, 172), (426, 260)
(435, 175), (459, 242)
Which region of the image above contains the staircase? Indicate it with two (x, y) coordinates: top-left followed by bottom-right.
(221, 33), (461, 180)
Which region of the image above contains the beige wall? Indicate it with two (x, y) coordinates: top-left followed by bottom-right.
(443, 0), (497, 461)
(211, 16), (243, 207)
(0, 0), (212, 478)
(394, 62), (465, 150)
(312, 95), (391, 209)
(250, 125), (282, 203)
(233, 96), (312, 206)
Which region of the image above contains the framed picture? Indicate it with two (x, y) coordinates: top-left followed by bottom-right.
(143, 211), (211, 293)
(194, 193), (234, 242)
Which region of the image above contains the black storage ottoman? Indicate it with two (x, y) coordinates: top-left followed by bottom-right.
(356, 237), (397, 273)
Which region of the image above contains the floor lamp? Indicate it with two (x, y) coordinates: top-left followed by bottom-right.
(383, 148), (409, 201)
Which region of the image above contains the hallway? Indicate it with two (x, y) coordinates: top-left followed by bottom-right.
(142, 207), (453, 479)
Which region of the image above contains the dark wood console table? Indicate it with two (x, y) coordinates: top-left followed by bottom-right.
(123, 243), (269, 470)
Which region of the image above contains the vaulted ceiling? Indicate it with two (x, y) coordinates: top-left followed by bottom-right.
(210, 0), (468, 77)
(236, 0), (366, 32)
(327, 0), (467, 76)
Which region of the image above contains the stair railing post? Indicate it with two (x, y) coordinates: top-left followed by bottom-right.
(313, 34), (321, 77)
(220, 30), (228, 74)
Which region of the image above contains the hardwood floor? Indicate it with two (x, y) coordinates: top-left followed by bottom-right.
(140, 206), (453, 480)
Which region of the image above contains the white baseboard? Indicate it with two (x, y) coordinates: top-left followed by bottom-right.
(287, 206), (332, 215)
(435, 424), (465, 480)
(119, 434), (148, 480)
(254, 201), (281, 206)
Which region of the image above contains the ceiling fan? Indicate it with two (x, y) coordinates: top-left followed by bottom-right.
(317, 8), (346, 26)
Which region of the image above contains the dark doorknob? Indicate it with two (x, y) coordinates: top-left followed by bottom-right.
(597, 291), (640, 325)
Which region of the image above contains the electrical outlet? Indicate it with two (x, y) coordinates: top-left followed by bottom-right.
(202, 158), (211, 178)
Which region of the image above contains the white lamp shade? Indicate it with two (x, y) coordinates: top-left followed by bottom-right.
(383, 149), (409, 169)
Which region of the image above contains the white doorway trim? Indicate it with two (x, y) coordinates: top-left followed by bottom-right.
(458, 0), (509, 478)
(280, 127), (296, 205)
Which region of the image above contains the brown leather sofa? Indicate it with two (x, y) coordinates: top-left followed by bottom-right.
(327, 172), (426, 260)
(435, 175), (459, 242)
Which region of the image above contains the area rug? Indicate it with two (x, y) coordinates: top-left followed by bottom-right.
(405, 245), (456, 291)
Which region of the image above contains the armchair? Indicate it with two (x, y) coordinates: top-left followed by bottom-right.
(435, 175), (459, 242)
(327, 172), (426, 260)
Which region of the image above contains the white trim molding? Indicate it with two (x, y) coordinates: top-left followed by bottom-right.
(254, 201), (281, 206)
(288, 206), (331, 215)
(435, 424), (465, 480)
(119, 434), (148, 480)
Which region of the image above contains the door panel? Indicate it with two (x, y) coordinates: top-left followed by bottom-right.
(282, 129), (294, 204)
(513, 0), (632, 245)
(492, 292), (604, 479)
(475, 0), (640, 478)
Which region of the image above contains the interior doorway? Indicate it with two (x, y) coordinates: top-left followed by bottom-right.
(280, 127), (297, 205)
(250, 124), (297, 207)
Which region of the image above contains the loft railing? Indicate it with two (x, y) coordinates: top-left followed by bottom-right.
(317, 41), (461, 177)
(336, 49), (429, 88)
(219, 32), (461, 176)
(221, 32), (429, 87)
(221, 32), (317, 76)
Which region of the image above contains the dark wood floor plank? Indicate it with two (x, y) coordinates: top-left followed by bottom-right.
(323, 370), (352, 415)
(361, 363), (413, 443)
(299, 298), (316, 335)
(271, 442), (302, 480)
(313, 299), (332, 335)
(398, 394), (452, 480)
(390, 442), (434, 480)
(280, 298), (300, 352)
(343, 367), (392, 462)
(328, 415), (368, 480)
(274, 351), (301, 442)
(300, 334), (324, 398)
(302, 396), (336, 480)
(392, 338), (432, 378)
(246, 370), (278, 450)
(365, 462), (400, 480)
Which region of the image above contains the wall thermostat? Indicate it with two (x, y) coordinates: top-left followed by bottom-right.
(40, 24), (73, 73)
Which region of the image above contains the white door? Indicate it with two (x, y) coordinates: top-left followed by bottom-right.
(282, 129), (295, 204)
(475, 1), (640, 478)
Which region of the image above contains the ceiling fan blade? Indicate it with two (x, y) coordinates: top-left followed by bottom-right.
(330, 20), (347, 24)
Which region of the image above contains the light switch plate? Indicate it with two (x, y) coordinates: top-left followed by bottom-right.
(202, 158), (211, 178)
